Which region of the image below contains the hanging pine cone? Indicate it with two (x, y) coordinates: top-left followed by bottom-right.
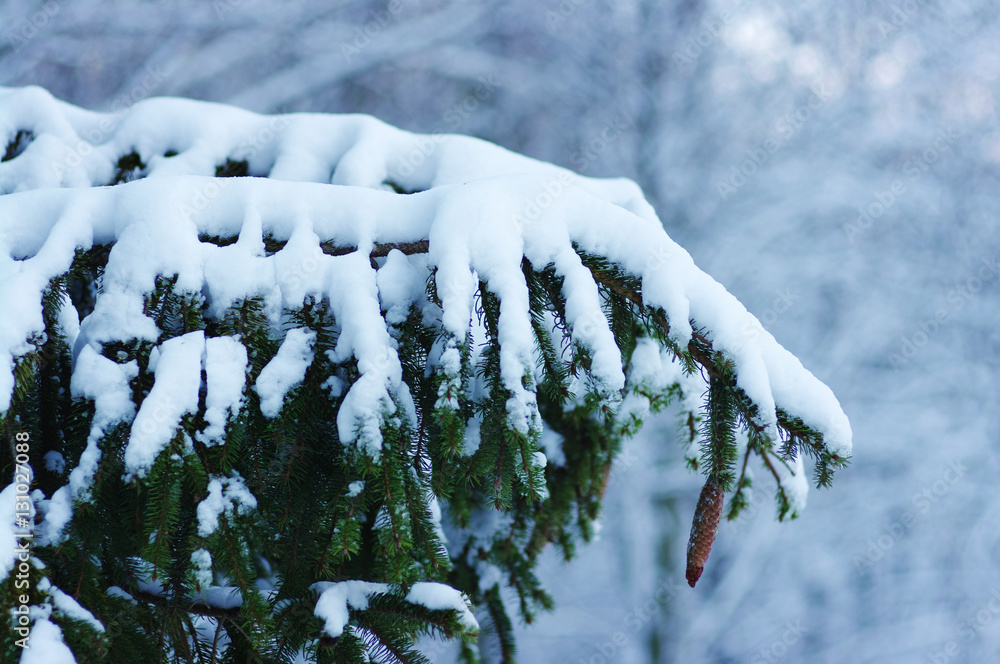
(686, 479), (724, 587)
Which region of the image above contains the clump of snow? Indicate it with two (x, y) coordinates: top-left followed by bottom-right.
(196, 472), (258, 537)
(43, 451), (65, 474)
(37, 487), (71, 547)
(773, 452), (809, 517)
(19, 617), (76, 664)
(255, 327), (315, 418)
(68, 347), (138, 495)
(377, 249), (428, 325)
(199, 336), (248, 445)
(312, 580), (478, 639)
(191, 548), (213, 589)
(313, 580), (383, 639)
(125, 331), (205, 479)
(43, 580), (105, 633)
(404, 582), (478, 632)
(326, 250), (406, 456)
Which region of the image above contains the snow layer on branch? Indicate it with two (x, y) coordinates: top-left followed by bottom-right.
(0, 87), (852, 462)
(327, 251), (404, 457)
(125, 331), (205, 479)
(44, 581), (105, 633)
(0, 86), (654, 219)
(69, 347), (139, 492)
(313, 581), (380, 639)
(255, 327), (315, 418)
(199, 336), (249, 445)
(312, 580), (478, 639)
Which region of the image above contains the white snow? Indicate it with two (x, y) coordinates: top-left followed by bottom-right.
(404, 582), (479, 631)
(312, 580), (478, 639)
(44, 580), (105, 633)
(19, 617), (77, 664)
(0, 147), (851, 466)
(191, 548), (213, 588)
(43, 451), (66, 474)
(255, 327), (315, 418)
(68, 346), (138, 497)
(199, 335), (248, 445)
(37, 486), (72, 547)
(196, 472), (258, 537)
(771, 451), (809, 517)
(312, 580), (382, 639)
(326, 250), (404, 458)
(125, 331), (205, 479)
(377, 249), (428, 326)
(0, 170), (852, 460)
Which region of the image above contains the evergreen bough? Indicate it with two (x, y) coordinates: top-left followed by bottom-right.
(0, 86), (851, 663)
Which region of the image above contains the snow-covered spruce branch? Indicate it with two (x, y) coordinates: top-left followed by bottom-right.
(0, 86), (851, 663)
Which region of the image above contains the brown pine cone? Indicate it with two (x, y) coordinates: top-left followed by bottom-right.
(686, 480), (724, 588)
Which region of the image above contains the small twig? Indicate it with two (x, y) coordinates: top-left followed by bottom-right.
(759, 449), (784, 487)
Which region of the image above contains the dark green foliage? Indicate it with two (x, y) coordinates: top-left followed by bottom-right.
(0, 227), (846, 663)
(216, 159), (249, 178)
(111, 151), (147, 185)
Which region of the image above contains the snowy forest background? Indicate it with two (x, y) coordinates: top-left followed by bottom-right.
(2, 0), (999, 662)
